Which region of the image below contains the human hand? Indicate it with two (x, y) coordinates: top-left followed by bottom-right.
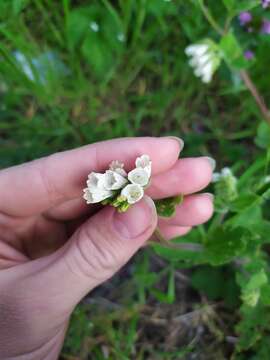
(0, 137), (214, 359)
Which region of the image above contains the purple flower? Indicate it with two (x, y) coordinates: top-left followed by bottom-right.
(262, 19), (270, 34)
(244, 50), (254, 60)
(239, 12), (252, 26)
(262, 0), (270, 8)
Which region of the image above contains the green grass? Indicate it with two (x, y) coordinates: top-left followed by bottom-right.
(1, 1), (270, 359)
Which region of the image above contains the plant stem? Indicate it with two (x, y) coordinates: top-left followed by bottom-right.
(198, 0), (224, 36)
(240, 70), (270, 125)
(151, 228), (204, 252)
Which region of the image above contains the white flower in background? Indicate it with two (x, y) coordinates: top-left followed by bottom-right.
(104, 170), (128, 190)
(117, 33), (125, 42)
(135, 154), (152, 177)
(128, 168), (150, 186)
(109, 160), (127, 177)
(83, 188), (113, 204)
(185, 41), (220, 83)
(121, 184), (144, 204)
(13, 50), (69, 84)
(89, 21), (99, 32)
(185, 44), (209, 57)
(212, 167), (235, 183)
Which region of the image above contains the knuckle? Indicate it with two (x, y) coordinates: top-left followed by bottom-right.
(72, 224), (120, 280)
(36, 155), (64, 208)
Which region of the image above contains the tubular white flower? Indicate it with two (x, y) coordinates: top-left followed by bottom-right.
(212, 167), (237, 183)
(185, 41), (220, 84)
(135, 154), (152, 177)
(128, 168), (150, 186)
(212, 173), (221, 183)
(121, 184), (144, 204)
(185, 44), (208, 57)
(87, 172), (106, 192)
(83, 188), (113, 204)
(221, 167), (232, 177)
(189, 53), (211, 68)
(103, 170), (128, 190)
(109, 160), (127, 177)
(201, 62), (214, 83)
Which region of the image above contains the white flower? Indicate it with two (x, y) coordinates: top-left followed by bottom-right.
(89, 21), (99, 32)
(212, 173), (221, 183)
(221, 167), (232, 177)
(109, 160), (127, 177)
(83, 154), (152, 207)
(117, 33), (125, 42)
(87, 172), (106, 192)
(212, 167), (237, 183)
(84, 172), (114, 203)
(185, 44), (209, 57)
(128, 168), (150, 186)
(103, 170), (128, 190)
(135, 154), (152, 177)
(185, 42), (220, 84)
(83, 188), (112, 204)
(121, 184), (144, 204)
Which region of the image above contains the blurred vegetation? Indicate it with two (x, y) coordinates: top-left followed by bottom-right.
(1, 0), (270, 359)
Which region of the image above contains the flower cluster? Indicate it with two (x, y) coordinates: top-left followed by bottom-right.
(212, 167), (238, 211)
(238, 7), (270, 61)
(239, 10), (270, 35)
(185, 41), (220, 84)
(83, 155), (152, 212)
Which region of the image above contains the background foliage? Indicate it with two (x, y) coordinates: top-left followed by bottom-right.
(1, 0), (270, 359)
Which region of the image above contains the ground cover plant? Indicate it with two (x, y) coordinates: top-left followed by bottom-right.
(1, 0), (270, 359)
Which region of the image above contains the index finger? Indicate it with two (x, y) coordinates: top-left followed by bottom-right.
(0, 137), (182, 216)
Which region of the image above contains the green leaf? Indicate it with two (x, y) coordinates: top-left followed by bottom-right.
(222, 0), (235, 11)
(223, 0), (260, 13)
(219, 31), (249, 70)
(255, 122), (270, 149)
(155, 194), (183, 217)
(204, 227), (247, 265)
(230, 193), (261, 212)
(191, 266), (240, 307)
(228, 205), (262, 230)
(12, 0), (29, 15)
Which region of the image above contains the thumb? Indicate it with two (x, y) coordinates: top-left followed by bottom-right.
(39, 196), (157, 308)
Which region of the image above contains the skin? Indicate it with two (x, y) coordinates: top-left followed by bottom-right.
(0, 137), (214, 360)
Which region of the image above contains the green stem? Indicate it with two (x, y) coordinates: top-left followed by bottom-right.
(151, 228), (204, 252)
(197, 0), (224, 36)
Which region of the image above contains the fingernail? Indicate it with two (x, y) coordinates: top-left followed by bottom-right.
(204, 192), (215, 201)
(113, 197), (156, 239)
(167, 136), (184, 152)
(203, 156), (216, 171)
